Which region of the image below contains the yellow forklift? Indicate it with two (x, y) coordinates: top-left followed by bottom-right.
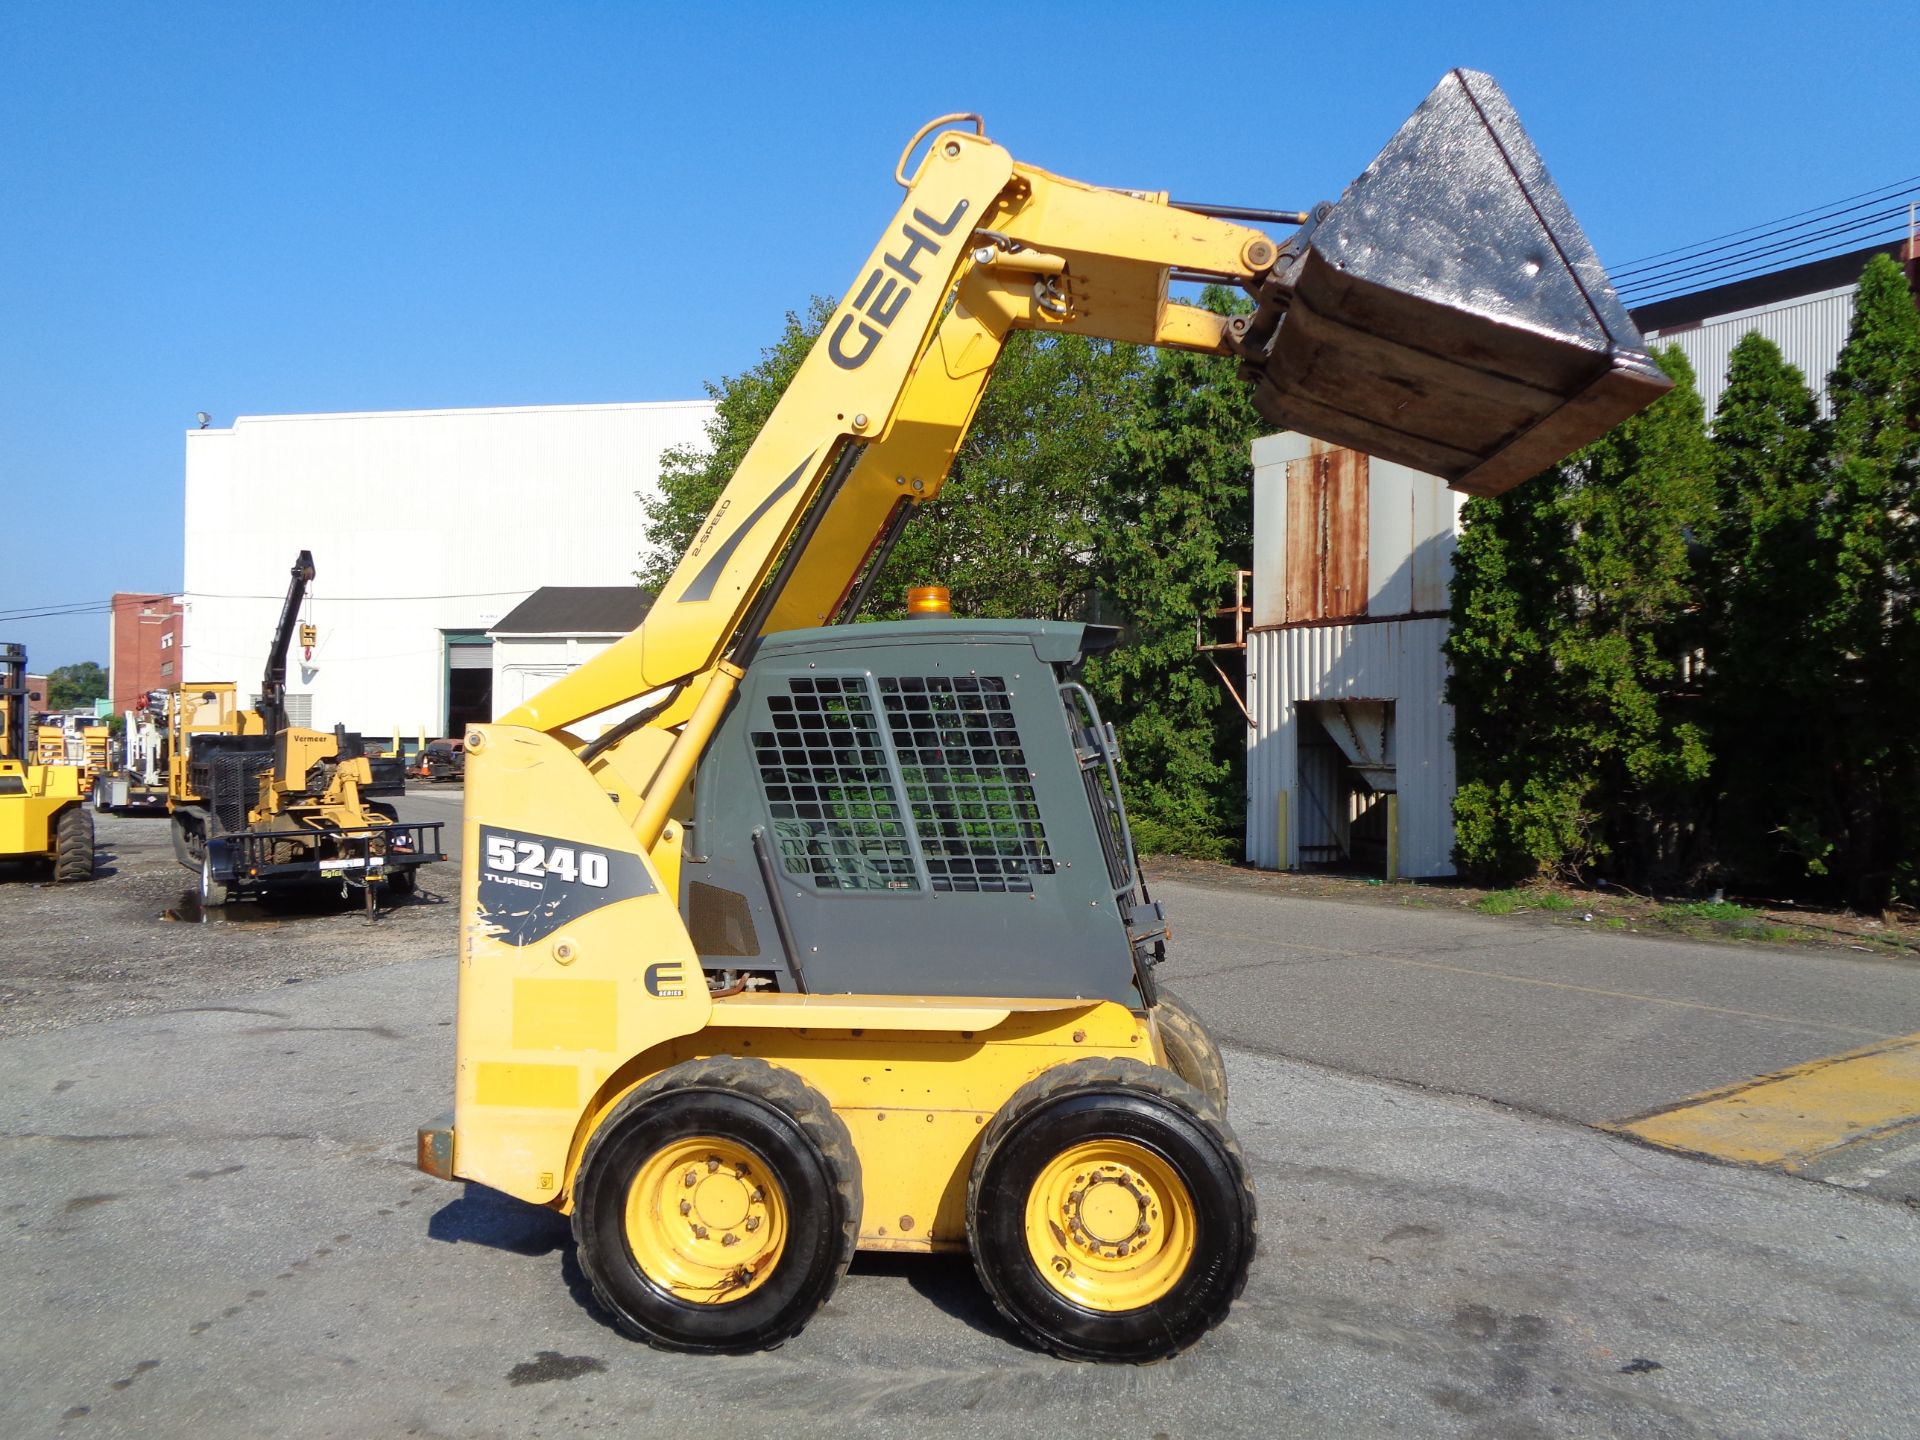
(418, 72), (1670, 1359)
(0, 643), (94, 882)
(167, 552), (444, 908)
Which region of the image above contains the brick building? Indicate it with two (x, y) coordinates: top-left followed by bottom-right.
(108, 593), (183, 714)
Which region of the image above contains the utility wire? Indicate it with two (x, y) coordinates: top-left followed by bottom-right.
(1626, 218), (1913, 308)
(1622, 207), (1915, 304)
(1613, 175), (1920, 278)
(1615, 177), (1919, 308)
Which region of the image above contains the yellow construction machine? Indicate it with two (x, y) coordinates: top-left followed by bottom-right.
(416, 71), (1670, 1360)
(167, 551), (444, 908)
(0, 643), (95, 882)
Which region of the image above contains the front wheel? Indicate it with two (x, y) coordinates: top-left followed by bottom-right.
(54, 807), (95, 883)
(966, 1057), (1256, 1362)
(571, 1056), (860, 1354)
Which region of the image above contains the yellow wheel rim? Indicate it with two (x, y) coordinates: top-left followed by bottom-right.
(1023, 1138), (1197, 1312)
(624, 1136), (788, 1304)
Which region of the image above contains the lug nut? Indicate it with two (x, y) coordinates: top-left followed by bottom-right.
(684, 1169), (698, 1187)
(692, 1224), (708, 1239)
(679, 1199), (692, 1216)
(707, 1157), (721, 1173)
(745, 1215), (762, 1233)
(721, 1232), (739, 1247)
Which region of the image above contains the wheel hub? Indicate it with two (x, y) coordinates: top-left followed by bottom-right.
(1066, 1165), (1154, 1251)
(627, 1138), (786, 1302)
(1024, 1137), (1197, 1312)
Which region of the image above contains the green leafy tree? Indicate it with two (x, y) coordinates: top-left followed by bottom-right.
(1700, 332), (1827, 884)
(1447, 478), (1591, 878)
(1814, 253), (1920, 907)
(1448, 346), (1716, 883)
(45, 661), (107, 711)
(1084, 288), (1261, 859)
(876, 330), (1145, 621)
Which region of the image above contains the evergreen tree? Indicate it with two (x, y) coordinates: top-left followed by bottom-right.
(1702, 332), (1826, 885)
(1447, 346), (1716, 883)
(1084, 288), (1262, 858)
(1816, 253), (1920, 907)
(1446, 480), (1591, 878)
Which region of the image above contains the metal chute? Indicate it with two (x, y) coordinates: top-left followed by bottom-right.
(1229, 68), (1671, 496)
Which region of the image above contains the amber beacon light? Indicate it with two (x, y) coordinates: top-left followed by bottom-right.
(906, 585), (952, 617)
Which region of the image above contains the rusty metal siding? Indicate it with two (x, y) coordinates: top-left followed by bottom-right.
(1252, 432), (1459, 627)
(1244, 618), (1457, 877)
(1282, 449), (1369, 623)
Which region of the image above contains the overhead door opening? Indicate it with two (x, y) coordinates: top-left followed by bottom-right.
(445, 634), (493, 736)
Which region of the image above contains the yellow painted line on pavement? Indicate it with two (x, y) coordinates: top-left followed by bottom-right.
(1602, 1032), (1920, 1167)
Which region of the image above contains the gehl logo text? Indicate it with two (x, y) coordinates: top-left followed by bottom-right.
(828, 198), (969, 370)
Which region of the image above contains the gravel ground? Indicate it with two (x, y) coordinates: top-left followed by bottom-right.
(0, 807), (455, 1039)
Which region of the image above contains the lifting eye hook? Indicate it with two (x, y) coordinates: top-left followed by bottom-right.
(896, 112), (986, 188)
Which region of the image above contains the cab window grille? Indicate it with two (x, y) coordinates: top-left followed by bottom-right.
(879, 675), (1054, 892)
(752, 676), (918, 892)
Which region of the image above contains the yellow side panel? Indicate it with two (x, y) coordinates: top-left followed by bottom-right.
(633, 1000), (1152, 1253)
(475, 1062), (578, 1110)
(452, 724), (711, 1206)
(512, 979), (618, 1053)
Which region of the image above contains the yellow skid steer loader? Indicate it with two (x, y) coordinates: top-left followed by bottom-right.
(418, 71), (1669, 1360)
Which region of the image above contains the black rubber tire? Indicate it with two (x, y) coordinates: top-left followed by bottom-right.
(1153, 987), (1229, 1109)
(966, 1057), (1256, 1363)
(572, 1056), (861, 1354)
(54, 807), (95, 883)
(199, 849), (230, 908)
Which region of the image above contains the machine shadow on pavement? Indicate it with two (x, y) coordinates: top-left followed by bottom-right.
(852, 1251), (1030, 1348)
(426, 1182), (571, 1258)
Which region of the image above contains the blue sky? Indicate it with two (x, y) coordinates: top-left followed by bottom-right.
(4, 1), (1917, 668)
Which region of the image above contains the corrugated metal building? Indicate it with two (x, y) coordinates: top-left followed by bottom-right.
(1633, 240), (1912, 413)
(182, 400), (713, 738)
(1242, 433), (1466, 878)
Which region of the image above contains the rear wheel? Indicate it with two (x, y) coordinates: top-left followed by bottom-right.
(572, 1056), (860, 1354)
(54, 808), (95, 883)
(1153, 987), (1229, 1109)
(967, 1057), (1256, 1363)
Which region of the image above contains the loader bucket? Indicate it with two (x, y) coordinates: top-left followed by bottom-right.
(1237, 68), (1670, 496)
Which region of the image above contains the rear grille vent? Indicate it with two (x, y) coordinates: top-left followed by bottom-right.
(752, 676), (919, 892)
(879, 675), (1053, 893)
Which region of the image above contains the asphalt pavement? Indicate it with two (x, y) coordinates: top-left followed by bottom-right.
(4, 957), (1918, 1440)
(1155, 870), (1920, 1106)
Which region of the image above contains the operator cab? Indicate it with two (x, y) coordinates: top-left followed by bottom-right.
(683, 618), (1163, 1004)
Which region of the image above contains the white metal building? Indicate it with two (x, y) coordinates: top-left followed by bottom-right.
(1240, 433), (1466, 878)
(488, 586), (657, 721)
(1634, 240), (1911, 413)
(182, 400), (713, 739)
